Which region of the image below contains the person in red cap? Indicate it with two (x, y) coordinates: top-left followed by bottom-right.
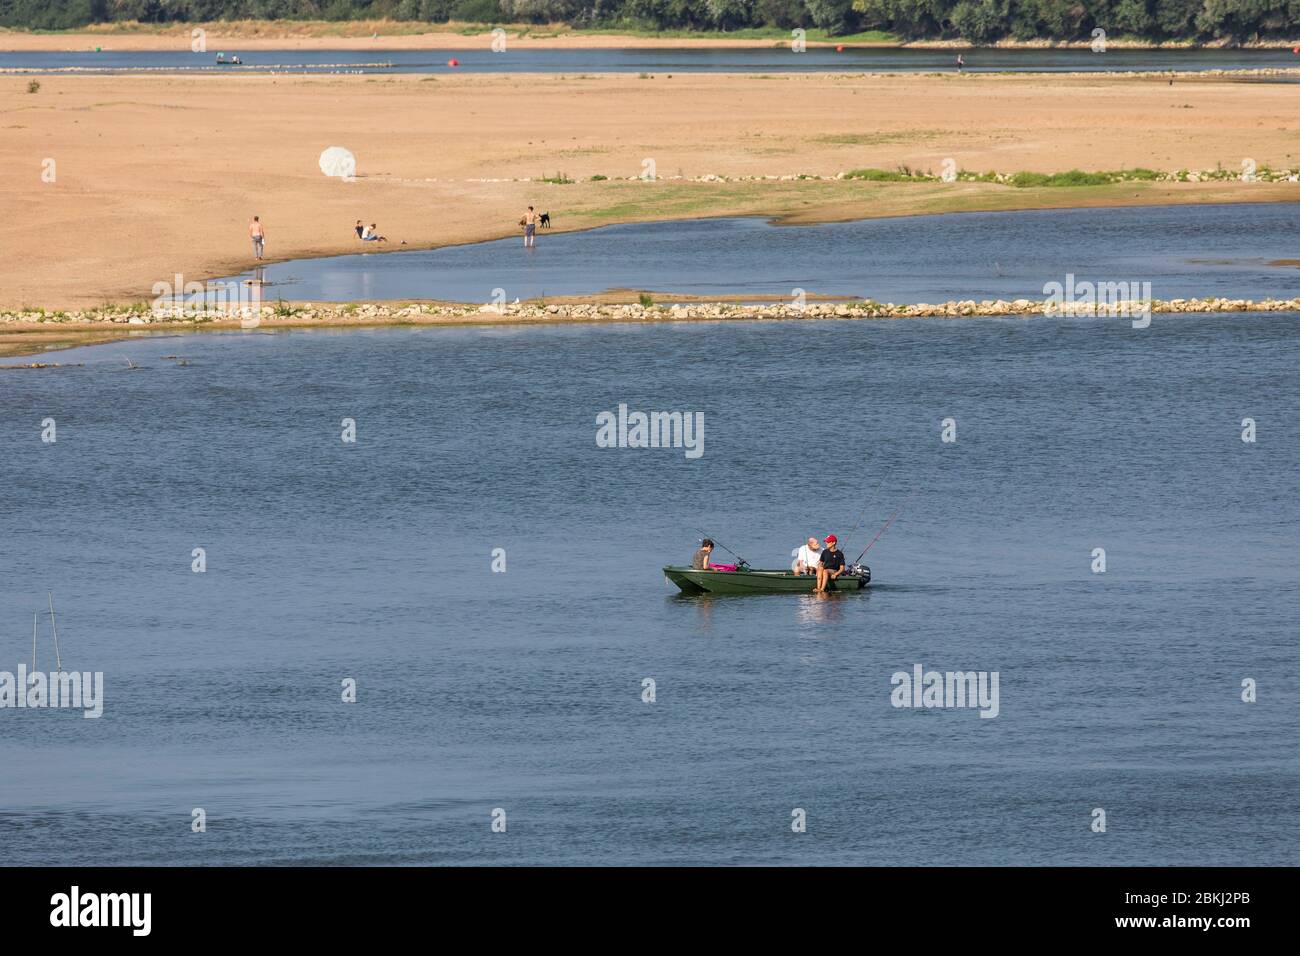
(815, 535), (846, 593)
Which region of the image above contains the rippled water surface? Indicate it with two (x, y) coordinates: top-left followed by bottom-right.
(231, 204), (1300, 304)
(1, 310), (1296, 865)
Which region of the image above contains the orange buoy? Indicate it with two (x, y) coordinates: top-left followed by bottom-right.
(448, 58), (459, 67)
(1293, 46), (1299, 54)
(836, 45), (845, 53)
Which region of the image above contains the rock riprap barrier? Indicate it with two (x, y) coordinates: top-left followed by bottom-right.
(4, 297), (1300, 327)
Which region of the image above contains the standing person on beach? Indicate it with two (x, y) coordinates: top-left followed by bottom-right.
(956, 54), (965, 73)
(521, 206), (538, 248)
(249, 216), (265, 260)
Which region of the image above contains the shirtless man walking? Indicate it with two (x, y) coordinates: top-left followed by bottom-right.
(249, 215), (266, 260)
(521, 206), (538, 248)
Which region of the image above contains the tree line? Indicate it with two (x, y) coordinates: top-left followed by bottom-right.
(2, 0), (1297, 42)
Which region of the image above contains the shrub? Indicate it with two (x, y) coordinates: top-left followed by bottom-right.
(1008, 169), (1113, 188)
(844, 167), (922, 181)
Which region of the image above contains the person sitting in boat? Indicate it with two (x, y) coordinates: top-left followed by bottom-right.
(814, 535), (846, 593)
(692, 539), (714, 570)
(793, 536), (822, 575)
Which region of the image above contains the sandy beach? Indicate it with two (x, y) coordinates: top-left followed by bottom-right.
(5, 69), (1300, 312)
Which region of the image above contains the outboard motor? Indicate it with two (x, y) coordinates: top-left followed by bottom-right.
(850, 563), (871, 584)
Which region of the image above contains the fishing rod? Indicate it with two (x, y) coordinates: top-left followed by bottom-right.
(846, 472), (892, 540)
(853, 489), (917, 565)
(694, 528), (750, 568)
(48, 591), (63, 673)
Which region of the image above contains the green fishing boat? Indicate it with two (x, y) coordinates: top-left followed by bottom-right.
(663, 564), (870, 595)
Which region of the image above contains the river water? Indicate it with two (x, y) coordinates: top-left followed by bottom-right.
(5, 46), (1300, 75)
(1, 309), (1296, 865)
(230, 203), (1300, 305)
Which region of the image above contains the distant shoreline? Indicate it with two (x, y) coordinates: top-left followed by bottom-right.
(6, 69), (1298, 317)
(4, 23), (1300, 52)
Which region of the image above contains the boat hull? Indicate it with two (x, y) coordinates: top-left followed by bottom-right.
(663, 565), (869, 595)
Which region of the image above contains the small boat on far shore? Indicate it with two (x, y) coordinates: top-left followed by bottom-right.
(664, 564), (870, 595)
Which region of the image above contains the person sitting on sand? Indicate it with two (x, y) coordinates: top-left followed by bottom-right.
(692, 539), (714, 570)
(361, 223), (387, 243)
(814, 535), (846, 593)
(794, 537), (822, 575)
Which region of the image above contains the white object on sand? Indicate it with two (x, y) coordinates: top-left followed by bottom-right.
(319, 146), (357, 181)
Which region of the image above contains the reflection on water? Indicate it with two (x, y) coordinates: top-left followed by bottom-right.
(795, 591), (856, 628)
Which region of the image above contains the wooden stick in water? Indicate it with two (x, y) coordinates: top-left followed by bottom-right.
(48, 591), (62, 673)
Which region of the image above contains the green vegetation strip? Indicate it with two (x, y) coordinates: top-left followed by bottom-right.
(845, 166), (1296, 186)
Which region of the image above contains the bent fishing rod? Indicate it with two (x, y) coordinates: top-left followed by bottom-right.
(694, 528), (750, 568)
(853, 489), (917, 565)
(846, 471), (893, 541)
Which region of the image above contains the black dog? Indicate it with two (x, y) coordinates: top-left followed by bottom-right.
(539, 212), (551, 229)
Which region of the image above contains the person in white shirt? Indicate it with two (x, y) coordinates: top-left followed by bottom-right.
(794, 537), (822, 575)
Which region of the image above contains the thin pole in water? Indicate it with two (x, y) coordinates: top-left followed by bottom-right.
(32, 611), (37, 671)
(48, 591), (62, 673)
